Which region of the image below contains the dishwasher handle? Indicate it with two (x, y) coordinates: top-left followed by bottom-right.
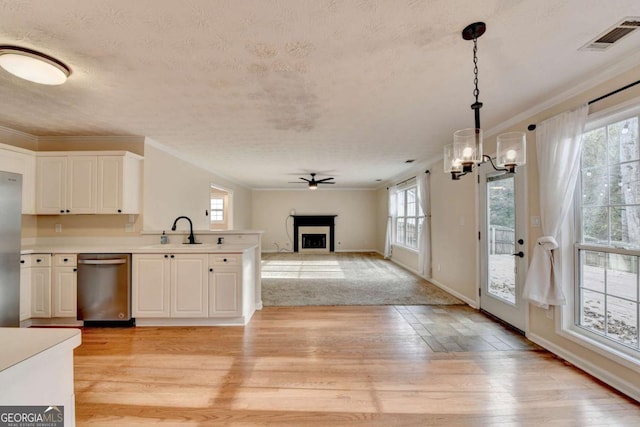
(78, 259), (127, 265)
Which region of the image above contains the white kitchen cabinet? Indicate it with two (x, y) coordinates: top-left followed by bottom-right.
(36, 156), (67, 214)
(97, 154), (141, 214)
(0, 144), (36, 214)
(208, 255), (242, 317)
(52, 255), (77, 318)
(36, 155), (97, 214)
(36, 151), (141, 215)
(171, 255), (208, 317)
(19, 256), (31, 321)
(26, 255), (52, 319)
(133, 253), (208, 318)
(132, 254), (170, 317)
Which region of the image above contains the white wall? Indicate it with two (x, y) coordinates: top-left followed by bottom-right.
(143, 140), (252, 231)
(252, 189), (377, 252)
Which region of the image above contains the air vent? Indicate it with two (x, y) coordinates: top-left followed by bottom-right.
(580, 17), (640, 51)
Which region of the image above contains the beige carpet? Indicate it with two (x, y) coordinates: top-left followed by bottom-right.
(261, 252), (464, 306)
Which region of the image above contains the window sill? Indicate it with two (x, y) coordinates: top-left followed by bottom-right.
(392, 244), (419, 253)
(557, 325), (640, 374)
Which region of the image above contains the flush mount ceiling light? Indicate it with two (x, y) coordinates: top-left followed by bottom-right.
(0, 46), (70, 85)
(443, 23), (526, 180)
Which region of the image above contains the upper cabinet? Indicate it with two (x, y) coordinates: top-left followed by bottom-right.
(97, 155), (141, 214)
(36, 152), (141, 215)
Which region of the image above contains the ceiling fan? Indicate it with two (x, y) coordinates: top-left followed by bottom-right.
(289, 173), (335, 190)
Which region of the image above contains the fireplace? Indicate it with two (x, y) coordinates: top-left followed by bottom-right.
(298, 226), (330, 253)
(292, 215), (337, 252)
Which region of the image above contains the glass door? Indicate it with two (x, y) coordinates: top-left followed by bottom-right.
(479, 164), (528, 331)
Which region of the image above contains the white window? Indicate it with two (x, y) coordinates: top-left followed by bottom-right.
(576, 108), (640, 357)
(394, 185), (423, 249)
(210, 197), (225, 222)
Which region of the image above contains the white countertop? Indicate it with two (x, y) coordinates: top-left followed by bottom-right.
(21, 242), (258, 255)
(0, 328), (81, 373)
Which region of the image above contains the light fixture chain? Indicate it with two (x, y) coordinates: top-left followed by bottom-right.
(472, 38), (479, 103)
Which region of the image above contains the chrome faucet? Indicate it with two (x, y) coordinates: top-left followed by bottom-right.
(171, 216), (197, 244)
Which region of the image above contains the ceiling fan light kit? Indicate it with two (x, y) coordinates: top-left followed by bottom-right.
(443, 22), (526, 180)
(289, 173), (335, 189)
(0, 46), (71, 85)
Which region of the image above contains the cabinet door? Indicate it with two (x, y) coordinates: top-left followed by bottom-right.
(31, 267), (51, 318)
(171, 254), (208, 318)
(132, 254), (170, 317)
(209, 269), (241, 317)
(36, 156), (66, 214)
(20, 263), (31, 321)
(97, 156), (123, 214)
(53, 267), (77, 318)
(67, 156), (97, 214)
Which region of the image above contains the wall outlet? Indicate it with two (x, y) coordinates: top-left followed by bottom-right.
(125, 223), (135, 233)
(531, 216), (541, 228)
(546, 307), (554, 319)
(55, 224), (62, 233)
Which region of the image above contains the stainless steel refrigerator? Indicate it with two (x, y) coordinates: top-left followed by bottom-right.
(0, 170), (22, 327)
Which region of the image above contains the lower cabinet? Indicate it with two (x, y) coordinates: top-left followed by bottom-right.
(52, 255), (77, 318)
(22, 253), (78, 320)
(21, 254), (52, 319)
(133, 253), (208, 318)
(133, 252), (245, 320)
(209, 255), (242, 317)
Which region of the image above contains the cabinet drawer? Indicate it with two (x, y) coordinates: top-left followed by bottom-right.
(21, 254), (51, 267)
(54, 254), (77, 267)
(209, 254), (240, 266)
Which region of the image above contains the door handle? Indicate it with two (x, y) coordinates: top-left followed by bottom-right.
(512, 251), (524, 258)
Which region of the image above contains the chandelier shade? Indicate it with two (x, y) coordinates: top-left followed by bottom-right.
(496, 132), (526, 173)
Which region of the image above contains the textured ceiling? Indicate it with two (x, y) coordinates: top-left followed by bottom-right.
(1, 1), (640, 188)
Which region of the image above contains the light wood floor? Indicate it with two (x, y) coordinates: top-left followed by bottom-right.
(74, 306), (640, 426)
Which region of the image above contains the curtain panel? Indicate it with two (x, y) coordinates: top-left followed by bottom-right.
(522, 103), (589, 308)
(417, 171), (432, 278)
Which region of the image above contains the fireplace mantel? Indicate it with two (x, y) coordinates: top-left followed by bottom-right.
(292, 215), (337, 252)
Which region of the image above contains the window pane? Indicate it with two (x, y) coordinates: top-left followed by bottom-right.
(582, 250), (605, 293)
(406, 218), (417, 248)
(609, 117), (639, 163)
(612, 161), (640, 206)
(609, 205), (640, 248)
(606, 296), (638, 347)
(582, 206), (609, 244)
(582, 127), (607, 169)
(397, 192), (405, 217)
(607, 253), (637, 300)
(581, 167), (608, 206)
(396, 218), (405, 244)
(580, 289), (605, 334)
(407, 188), (416, 216)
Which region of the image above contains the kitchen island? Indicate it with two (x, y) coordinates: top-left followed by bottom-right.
(0, 327), (81, 426)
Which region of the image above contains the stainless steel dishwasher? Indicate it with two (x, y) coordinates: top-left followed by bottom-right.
(77, 253), (133, 325)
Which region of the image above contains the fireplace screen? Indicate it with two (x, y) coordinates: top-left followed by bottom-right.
(301, 233), (327, 249)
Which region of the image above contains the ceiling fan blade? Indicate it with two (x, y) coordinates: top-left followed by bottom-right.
(316, 177), (334, 183)
(299, 177), (311, 182)
(318, 181), (335, 184)
(287, 181), (307, 184)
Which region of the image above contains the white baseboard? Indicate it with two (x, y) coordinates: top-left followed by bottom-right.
(527, 332), (640, 403)
(427, 278), (477, 308)
(388, 258), (476, 308)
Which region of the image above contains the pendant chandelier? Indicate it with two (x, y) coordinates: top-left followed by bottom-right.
(443, 22), (526, 180)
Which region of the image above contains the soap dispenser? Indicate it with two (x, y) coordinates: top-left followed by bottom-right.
(160, 231), (168, 244)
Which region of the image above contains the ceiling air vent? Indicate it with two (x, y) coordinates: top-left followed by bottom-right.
(580, 17), (640, 51)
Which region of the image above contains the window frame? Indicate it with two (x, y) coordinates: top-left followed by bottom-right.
(393, 184), (423, 250)
(568, 101), (640, 367)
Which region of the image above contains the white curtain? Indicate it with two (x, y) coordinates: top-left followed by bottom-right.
(417, 171), (431, 278)
(384, 186), (397, 259)
(522, 103), (589, 308)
